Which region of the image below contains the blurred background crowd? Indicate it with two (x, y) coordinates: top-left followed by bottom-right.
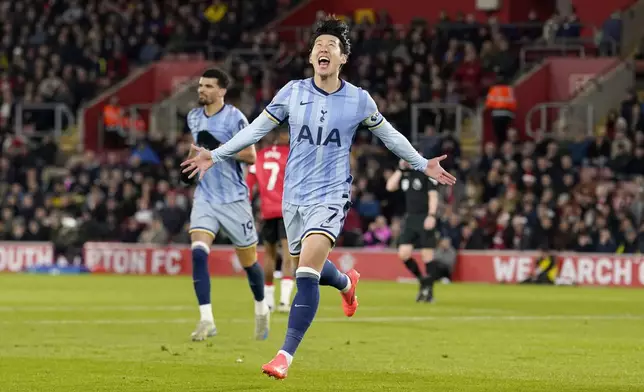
(1, 0), (644, 262)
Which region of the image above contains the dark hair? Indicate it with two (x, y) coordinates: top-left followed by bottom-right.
(310, 15), (351, 56)
(201, 68), (231, 89)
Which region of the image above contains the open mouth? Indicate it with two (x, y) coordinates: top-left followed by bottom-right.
(318, 56), (330, 69)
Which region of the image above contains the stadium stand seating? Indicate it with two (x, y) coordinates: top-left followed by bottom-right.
(2, 2), (644, 262)
(0, 0), (302, 135)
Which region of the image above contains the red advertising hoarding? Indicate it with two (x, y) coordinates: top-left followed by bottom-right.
(455, 251), (644, 287)
(3, 242), (642, 288)
(0, 242), (54, 273)
(81, 242), (412, 280)
(81, 60), (211, 151)
(79, 243), (644, 288)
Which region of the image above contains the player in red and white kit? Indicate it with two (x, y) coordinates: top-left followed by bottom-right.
(247, 128), (295, 313)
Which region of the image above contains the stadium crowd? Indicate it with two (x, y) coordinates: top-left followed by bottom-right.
(226, 11), (538, 134)
(2, 1), (642, 260)
(0, 0), (300, 131)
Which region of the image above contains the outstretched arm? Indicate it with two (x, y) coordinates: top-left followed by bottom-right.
(370, 122), (455, 185)
(370, 119), (456, 185)
(360, 91), (456, 186)
(182, 81), (294, 181)
(210, 113), (276, 163)
(370, 121), (428, 172)
(212, 81), (294, 164)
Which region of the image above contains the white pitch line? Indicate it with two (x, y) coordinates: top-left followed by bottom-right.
(0, 305), (511, 314)
(0, 305), (195, 312)
(1, 314), (642, 326)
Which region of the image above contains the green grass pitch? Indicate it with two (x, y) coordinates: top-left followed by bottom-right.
(1, 274), (643, 391)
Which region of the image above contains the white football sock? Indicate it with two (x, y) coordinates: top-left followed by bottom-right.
(278, 350), (293, 365)
(255, 299), (270, 315)
(265, 285), (275, 310)
(341, 275), (352, 293)
(199, 304), (214, 322)
(280, 278), (295, 305)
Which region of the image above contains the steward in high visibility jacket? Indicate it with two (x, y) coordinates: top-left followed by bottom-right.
(485, 84), (516, 145)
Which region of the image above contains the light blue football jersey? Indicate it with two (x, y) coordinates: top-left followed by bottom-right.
(264, 78), (384, 205)
(187, 104), (250, 204)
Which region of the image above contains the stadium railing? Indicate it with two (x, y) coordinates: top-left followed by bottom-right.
(410, 102), (480, 143)
(13, 103), (76, 143)
(519, 59), (634, 142)
(566, 58), (635, 133)
(95, 103), (161, 150)
(524, 102), (594, 139)
(149, 101), (183, 141)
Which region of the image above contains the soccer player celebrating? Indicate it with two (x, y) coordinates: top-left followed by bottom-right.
(246, 128), (295, 312)
(181, 16), (456, 379)
(182, 68), (270, 342)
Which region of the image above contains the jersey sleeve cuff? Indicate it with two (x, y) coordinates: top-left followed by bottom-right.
(211, 150), (222, 164)
(413, 158), (429, 172)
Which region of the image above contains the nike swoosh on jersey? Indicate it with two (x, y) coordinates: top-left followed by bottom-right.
(300, 101), (314, 105)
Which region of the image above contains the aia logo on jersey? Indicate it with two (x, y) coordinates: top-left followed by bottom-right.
(297, 125), (341, 147)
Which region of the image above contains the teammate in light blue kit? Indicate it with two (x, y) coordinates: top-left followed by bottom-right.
(182, 17), (456, 379)
(183, 69), (270, 342)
